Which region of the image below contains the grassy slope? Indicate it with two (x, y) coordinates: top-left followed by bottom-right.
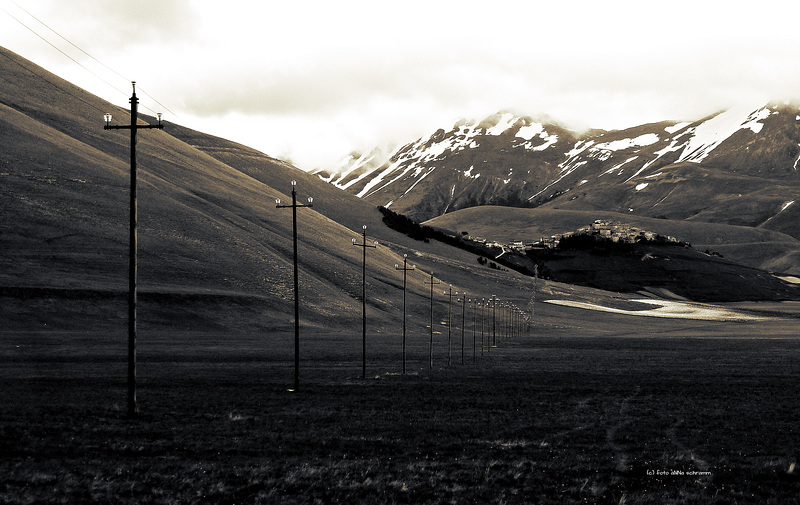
(0, 47), (542, 338)
(0, 47), (373, 331)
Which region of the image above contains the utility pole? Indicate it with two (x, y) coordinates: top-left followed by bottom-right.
(276, 180), (314, 391)
(500, 303), (508, 340)
(427, 271), (441, 369)
(352, 225), (377, 380)
(484, 298), (492, 353)
(458, 291), (466, 365)
(470, 298), (477, 362)
(480, 298), (486, 356)
(531, 264), (538, 338)
(104, 81), (163, 418)
(492, 295), (498, 348)
(446, 285), (453, 367)
(395, 255), (415, 375)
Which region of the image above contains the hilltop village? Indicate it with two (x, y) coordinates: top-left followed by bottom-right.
(467, 220), (686, 256)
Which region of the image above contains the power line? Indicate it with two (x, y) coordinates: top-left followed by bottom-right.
(12, 1), (130, 82)
(0, 47), (107, 117)
(2, 5), (129, 99)
(3, 2), (177, 118)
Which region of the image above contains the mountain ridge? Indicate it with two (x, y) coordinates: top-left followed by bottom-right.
(322, 108), (800, 245)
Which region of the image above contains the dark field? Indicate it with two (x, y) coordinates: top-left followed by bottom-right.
(3, 306), (800, 504)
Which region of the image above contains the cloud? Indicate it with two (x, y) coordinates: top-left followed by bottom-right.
(6, 0), (800, 171)
(44, 0), (201, 49)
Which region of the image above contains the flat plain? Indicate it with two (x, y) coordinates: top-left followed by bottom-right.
(2, 290), (799, 505)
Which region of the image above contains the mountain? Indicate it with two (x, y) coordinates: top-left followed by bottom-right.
(311, 146), (395, 190)
(326, 109), (800, 243)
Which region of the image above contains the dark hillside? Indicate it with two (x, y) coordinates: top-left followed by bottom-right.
(0, 47), (405, 333)
(530, 239), (797, 302)
(425, 206), (800, 276)
(423, 206), (800, 301)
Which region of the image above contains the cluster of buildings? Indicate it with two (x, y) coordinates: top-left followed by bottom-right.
(532, 220), (683, 249)
(461, 220), (684, 257)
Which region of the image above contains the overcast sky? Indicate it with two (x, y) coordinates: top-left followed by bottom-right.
(3, 0), (800, 171)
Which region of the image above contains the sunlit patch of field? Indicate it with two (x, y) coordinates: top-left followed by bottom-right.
(543, 298), (772, 322)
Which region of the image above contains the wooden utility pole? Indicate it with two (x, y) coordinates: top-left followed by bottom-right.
(395, 255), (415, 374)
(352, 225), (377, 379)
(104, 82), (163, 418)
(427, 272), (441, 369)
(276, 181), (314, 391)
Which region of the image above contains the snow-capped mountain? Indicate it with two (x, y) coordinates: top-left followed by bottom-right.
(312, 145), (395, 190)
(321, 106), (800, 239)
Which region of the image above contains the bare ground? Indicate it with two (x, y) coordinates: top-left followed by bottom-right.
(3, 300), (800, 505)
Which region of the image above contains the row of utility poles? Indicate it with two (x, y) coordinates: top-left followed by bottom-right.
(105, 82), (529, 417)
(274, 181), (532, 390)
(394, 262), (529, 374)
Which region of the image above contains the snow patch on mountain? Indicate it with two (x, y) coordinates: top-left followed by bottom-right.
(334, 152), (382, 189)
(590, 133), (659, 161)
(403, 167), (435, 195)
(356, 158), (406, 198)
(597, 133), (659, 153)
(515, 122), (545, 140)
(559, 140), (595, 172)
(651, 138), (685, 161)
(463, 165), (480, 179)
(665, 122), (691, 134)
(601, 156), (639, 176)
(486, 112), (517, 135)
(678, 105), (771, 163)
(530, 140), (595, 200)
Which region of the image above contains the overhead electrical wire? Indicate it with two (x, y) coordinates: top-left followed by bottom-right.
(3, 1), (178, 119)
(0, 47), (108, 117)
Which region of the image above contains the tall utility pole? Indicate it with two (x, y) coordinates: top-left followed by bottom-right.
(484, 298), (492, 353)
(395, 254), (415, 375)
(276, 180), (314, 391)
(104, 81), (163, 418)
(427, 271), (440, 369)
(480, 298), (486, 355)
(501, 303), (507, 340)
(470, 298), (477, 362)
(531, 264), (538, 338)
(352, 225), (377, 379)
(446, 285), (453, 367)
(459, 291), (466, 365)
(492, 295), (498, 348)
